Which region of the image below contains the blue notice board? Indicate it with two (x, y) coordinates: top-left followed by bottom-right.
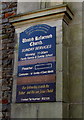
(16, 24), (56, 103)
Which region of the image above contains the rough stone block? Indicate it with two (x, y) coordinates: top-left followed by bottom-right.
(17, 2), (40, 14)
(69, 46), (82, 102)
(69, 23), (82, 47)
(11, 77), (17, 103)
(11, 103), (37, 118)
(70, 46), (82, 72)
(63, 103), (69, 118)
(38, 102), (62, 118)
(69, 104), (82, 118)
(11, 102), (62, 118)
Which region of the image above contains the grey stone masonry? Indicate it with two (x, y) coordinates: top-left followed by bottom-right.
(9, 4), (73, 118)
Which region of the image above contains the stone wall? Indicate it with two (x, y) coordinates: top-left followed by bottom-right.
(16, 1), (83, 118)
(0, 1), (83, 119)
(68, 2), (82, 118)
(1, 2), (17, 119)
(9, 3), (73, 119)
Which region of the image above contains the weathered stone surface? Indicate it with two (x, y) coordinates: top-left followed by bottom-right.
(38, 102), (62, 118)
(69, 104), (82, 118)
(63, 103), (69, 118)
(11, 102), (62, 118)
(17, 2), (40, 14)
(2, 2), (17, 119)
(69, 46), (82, 103)
(1, 1), (83, 119)
(69, 23), (82, 47)
(17, 0), (63, 14)
(56, 44), (62, 71)
(10, 3), (74, 119)
(67, 2), (82, 118)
